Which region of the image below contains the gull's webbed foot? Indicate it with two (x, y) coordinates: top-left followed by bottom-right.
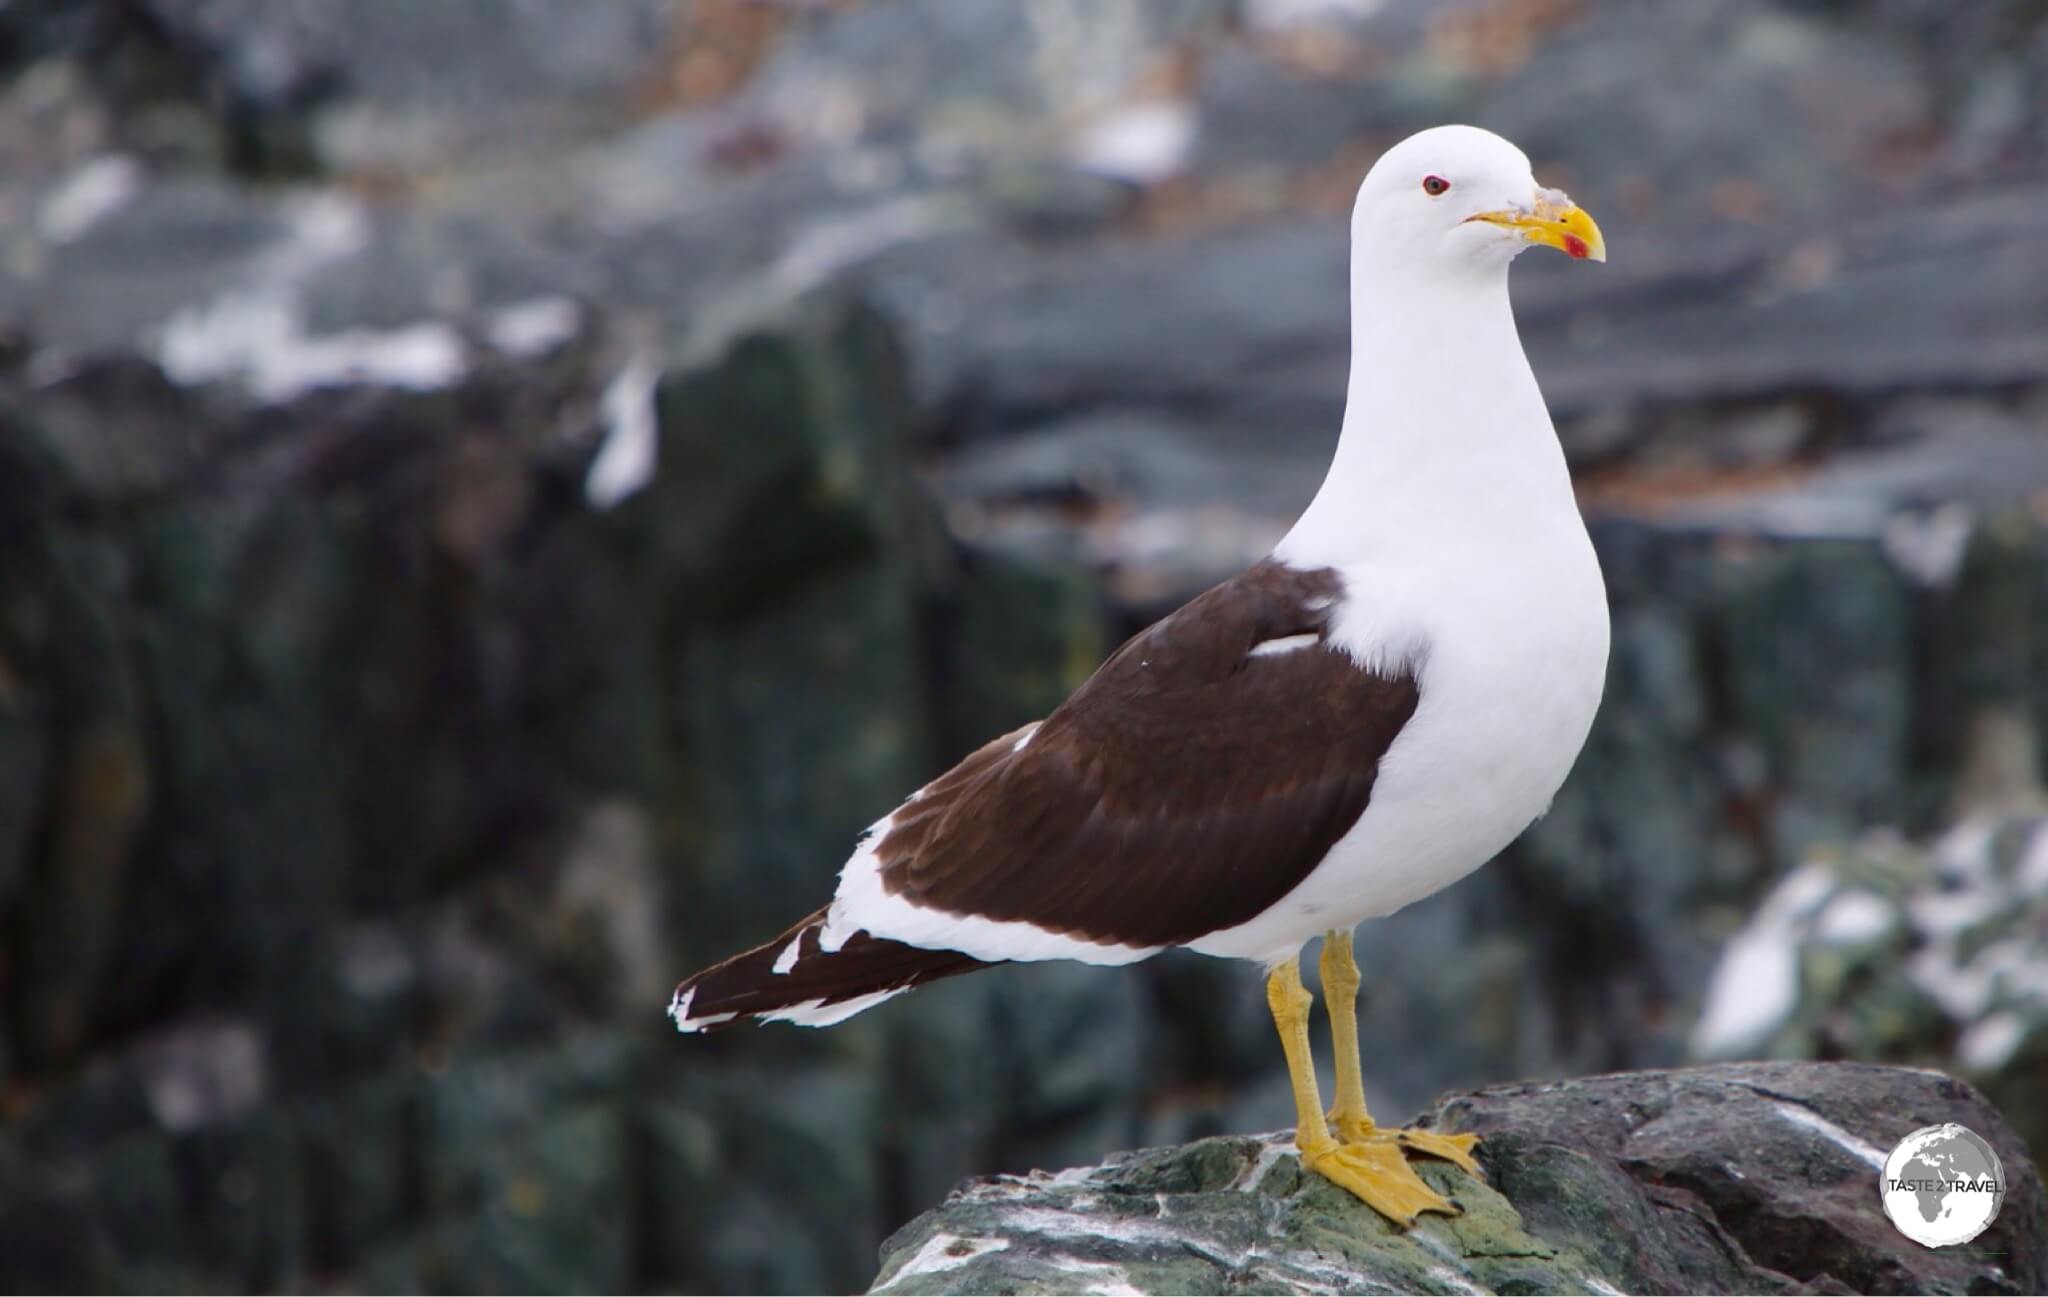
(1329, 1115), (1484, 1179)
(1300, 1136), (1462, 1226)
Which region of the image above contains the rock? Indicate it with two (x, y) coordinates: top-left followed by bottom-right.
(872, 1062), (2048, 1296)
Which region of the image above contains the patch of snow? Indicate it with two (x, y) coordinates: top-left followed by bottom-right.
(1883, 503), (1974, 586)
(265, 192), (372, 275)
(154, 194), (467, 402)
(1691, 862), (1835, 1057)
(1958, 1011), (2029, 1072)
(585, 354), (660, 509)
(1906, 946), (1987, 1020)
(1814, 889), (1894, 945)
(38, 154), (143, 243)
(1984, 940), (2048, 1000)
(1906, 886), (2002, 940)
(486, 296), (582, 357)
(1904, 937), (2048, 1024)
(136, 1018), (267, 1133)
(158, 292), (465, 402)
(2018, 824), (2048, 895)
(1896, 813), (2048, 1044)
(1244, 0), (1385, 30)
(1932, 817), (2001, 882)
(1071, 99), (1197, 186)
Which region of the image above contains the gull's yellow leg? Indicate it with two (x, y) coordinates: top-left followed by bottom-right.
(1320, 928), (1373, 1141)
(1318, 930), (1484, 1177)
(1266, 957), (1458, 1226)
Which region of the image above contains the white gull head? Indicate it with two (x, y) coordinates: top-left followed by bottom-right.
(1277, 125), (1608, 566)
(1350, 124), (1605, 278)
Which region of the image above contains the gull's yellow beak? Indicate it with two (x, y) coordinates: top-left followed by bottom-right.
(1467, 187), (1606, 262)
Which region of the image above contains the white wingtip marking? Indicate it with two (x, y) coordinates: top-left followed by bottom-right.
(758, 986), (909, 1028)
(771, 933), (804, 975)
(670, 986), (738, 1034)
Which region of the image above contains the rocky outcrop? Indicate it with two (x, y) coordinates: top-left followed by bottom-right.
(872, 1062), (2047, 1296)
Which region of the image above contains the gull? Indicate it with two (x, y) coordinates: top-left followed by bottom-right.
(671, 124), (1610, 1225)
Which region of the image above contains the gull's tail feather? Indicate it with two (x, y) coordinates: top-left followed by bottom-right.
(670, 907), (993, 1032)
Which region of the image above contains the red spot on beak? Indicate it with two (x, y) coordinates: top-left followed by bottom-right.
(1563, 233), (1590, 260)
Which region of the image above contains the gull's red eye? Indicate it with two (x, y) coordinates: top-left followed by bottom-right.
(1422, 175), (1450, 197)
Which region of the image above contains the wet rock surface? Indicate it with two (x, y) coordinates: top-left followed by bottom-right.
(873, 1063), (2048, 1297)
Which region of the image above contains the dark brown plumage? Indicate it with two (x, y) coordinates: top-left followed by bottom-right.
(673, 907), (990, 1031)
(672, 558), (1420, 1028)
(877, 560), (1418, 947)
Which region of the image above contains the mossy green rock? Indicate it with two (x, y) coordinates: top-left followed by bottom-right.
(871, 1062), (2047, 1296)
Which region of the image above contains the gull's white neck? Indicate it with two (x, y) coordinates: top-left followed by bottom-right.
(1277, 253), (1574, 566)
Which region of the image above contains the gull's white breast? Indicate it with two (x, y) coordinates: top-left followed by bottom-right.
(1188, 470), (1610, 965)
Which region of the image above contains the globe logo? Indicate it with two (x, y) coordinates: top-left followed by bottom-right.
(1880, 1123), (2006, 1248)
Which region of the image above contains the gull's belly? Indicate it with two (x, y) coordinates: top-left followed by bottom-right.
(1189, 533), (1609, 964)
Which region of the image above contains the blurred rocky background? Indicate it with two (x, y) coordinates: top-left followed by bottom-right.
(1, 0), (2046, 1291)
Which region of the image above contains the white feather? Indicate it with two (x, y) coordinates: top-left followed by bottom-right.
(771, 934), (804, 975)
(758, 986), (911, 1028)
(1247, 633), (1319, 658)
(669, 985), (738, 1033)
(821, 810), (1161, 966)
